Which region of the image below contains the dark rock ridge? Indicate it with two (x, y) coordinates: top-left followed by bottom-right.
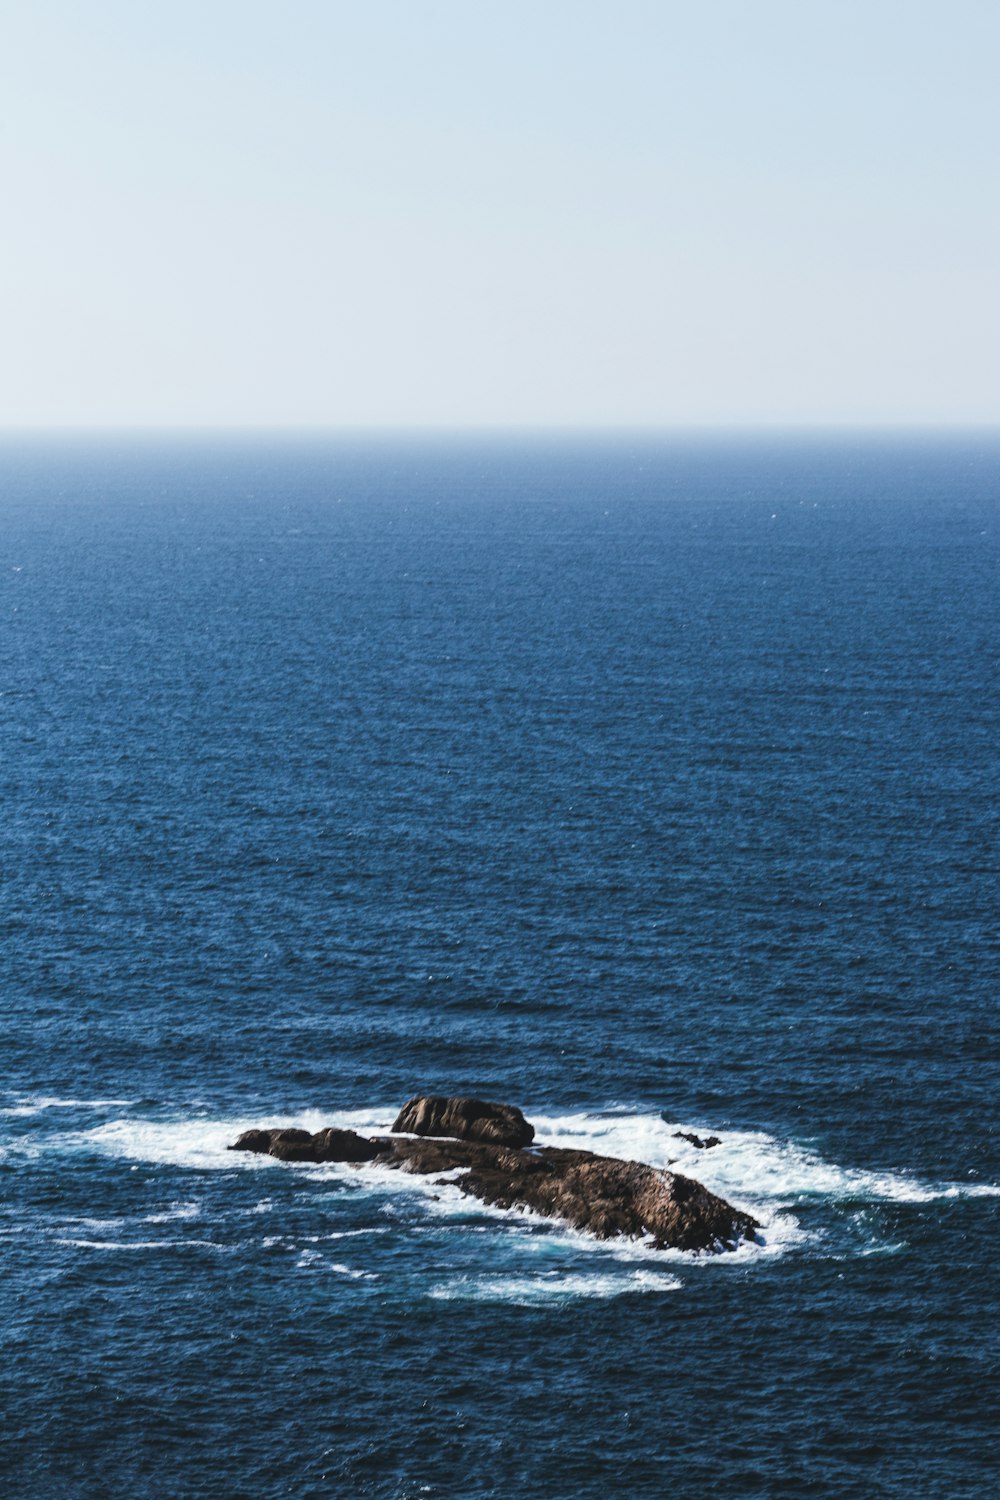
(230, 1126), (384, 1163)
(384, 1136), (758, 1252)
(391, 1095), (534, 1148)
(229, 1100), (757, 1254)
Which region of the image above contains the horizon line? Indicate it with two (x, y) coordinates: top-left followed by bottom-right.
(1, 421), (999, 439)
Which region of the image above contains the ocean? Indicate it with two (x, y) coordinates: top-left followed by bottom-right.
(1, 432), (997, 1498)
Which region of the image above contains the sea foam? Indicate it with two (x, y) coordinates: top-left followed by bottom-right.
(428, 1268), (683, 1303)
(65, 1105), (997, 1212)
(39, 1102), (996, 1290)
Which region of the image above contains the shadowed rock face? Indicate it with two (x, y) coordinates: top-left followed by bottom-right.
(230, 1127), (384, 1164)
(228, 1100), (758, 1253)
(391, 1096), (535, 1148)
(384, 1137), (758, 1252)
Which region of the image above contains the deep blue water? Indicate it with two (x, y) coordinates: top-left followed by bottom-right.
(1, 433), (997, 1498)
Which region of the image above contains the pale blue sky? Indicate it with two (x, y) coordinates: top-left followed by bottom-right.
(1, 0), (997, 427)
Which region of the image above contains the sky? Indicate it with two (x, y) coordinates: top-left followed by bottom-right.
(0, 0), (997, 429)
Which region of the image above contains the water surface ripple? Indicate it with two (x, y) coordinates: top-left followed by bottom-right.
(1, 434), (997, 1498)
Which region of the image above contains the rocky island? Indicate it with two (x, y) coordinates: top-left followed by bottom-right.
(230, 1096), (759, 1253)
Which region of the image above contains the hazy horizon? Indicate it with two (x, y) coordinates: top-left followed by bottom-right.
(2, 422), (998, 438)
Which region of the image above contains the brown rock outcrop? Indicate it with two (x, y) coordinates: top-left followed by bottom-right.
(230, 1126), (383, 1164)
(391, 1095), (535, 1148)
(228, 1100), (757, 1253)
(385, 1136), (756, 1252)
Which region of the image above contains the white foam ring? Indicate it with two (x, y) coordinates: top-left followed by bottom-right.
(48, 1105), (998, 1294)
(69, 1107), (995, 1206)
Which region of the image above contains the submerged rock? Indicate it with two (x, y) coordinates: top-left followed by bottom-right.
(673, 1131), (721, 1150)
(228, 1099), (757, 1253)
(391, 1095), (535, 1148)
